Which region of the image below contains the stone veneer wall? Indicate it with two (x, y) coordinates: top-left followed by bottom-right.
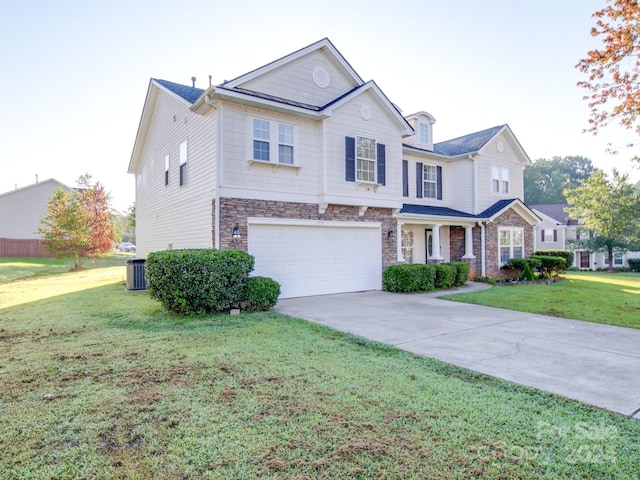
(485, 209), (535, 279)
(215, 198), (398, 269)
(449, 226), (481, 279)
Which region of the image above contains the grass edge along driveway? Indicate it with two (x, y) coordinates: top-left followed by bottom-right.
(0, 264), (639, 478)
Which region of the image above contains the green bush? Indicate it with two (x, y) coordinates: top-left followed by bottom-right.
(240, 276), (281, 311)
(450, 262), (470, 286)
(145, 249), (255, 315)
(383, 264), (436, 292)
(529, 255), (566, 278)
(504, 257), (542, 275)
(628, 258), (640, 272)
(534, 250), (574, 272)
(434, 264), (457, 289)
(521, 262), (535, 281)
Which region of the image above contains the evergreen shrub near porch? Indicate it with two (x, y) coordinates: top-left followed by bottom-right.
(383, 262), (469, 293)
(629, 258), (640, 272)
(146, 249), (280, 315)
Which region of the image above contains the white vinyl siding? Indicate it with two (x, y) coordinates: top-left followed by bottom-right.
(133, 88), (216, 257)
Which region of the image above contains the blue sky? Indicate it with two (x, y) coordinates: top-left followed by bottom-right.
(1, 0), (637, 211)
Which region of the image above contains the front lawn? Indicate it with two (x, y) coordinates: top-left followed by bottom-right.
(442, 272), (640, 329)
(1, 267), (639, 478)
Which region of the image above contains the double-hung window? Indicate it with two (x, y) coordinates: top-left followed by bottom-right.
(252, 118), (295, 165)
(499, 228), (523, 265)
(278, 124), (294, 164)
(492, 166), (509, 194)
(423, 165), (437, 198)
(253, 119), (270, 161)
(419, 123), (429, 145)
(356, 136), (376, 182)
(179, 140), (188, 186)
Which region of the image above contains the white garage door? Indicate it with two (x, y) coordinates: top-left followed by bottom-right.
(248, 220), (381, 298)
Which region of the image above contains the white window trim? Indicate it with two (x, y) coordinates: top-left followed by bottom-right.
(418, 122), (430, 145)
(179, 140), (188, 186)
(498, 227), (524, 266)
(423, 164), (437, 199)
(491, 166), (509, 195)
(356, 135), (376, 183)
(248, 117), (298, 167)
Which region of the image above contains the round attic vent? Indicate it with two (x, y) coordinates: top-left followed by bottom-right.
(360, 104), (372, 120)
(313, 66), (330, 88)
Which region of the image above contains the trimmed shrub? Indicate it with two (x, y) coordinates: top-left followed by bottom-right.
(383, 264), (436, 293)
(240, 276), (281, 311)
(628, 258), (640, 272)
(146, 249), (255, 315)
(534, 250), (574, 272)
(504, 257), (542, 274)
(521, 262), (535, 281)
(450, 262), (470, 286)
(434, 264), (457, 290)
(529, 255), (566, 278)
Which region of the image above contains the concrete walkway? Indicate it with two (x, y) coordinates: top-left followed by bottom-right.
(275, 283), (640, 419)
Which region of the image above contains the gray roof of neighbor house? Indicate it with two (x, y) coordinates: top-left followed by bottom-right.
(530, 203), (579, 225)
(155, 79), (204, 104)
(433, 125), (504, 156)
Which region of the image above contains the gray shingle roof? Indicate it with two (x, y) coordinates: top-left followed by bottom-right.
(220, 86), (322, 111)
(478, 198), (518, 218)
(433, 125), (504, 156)
(530, 203), (578, 225)
(401, 199), (524, 220)
(154, 79), (204, 104)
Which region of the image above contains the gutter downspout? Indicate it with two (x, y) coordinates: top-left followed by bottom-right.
(469, 154), (477, 214)
(205, 94), (222, 249)
(478, 220), (486, 277)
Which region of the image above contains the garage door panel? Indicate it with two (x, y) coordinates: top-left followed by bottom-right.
(248, 223), (381, 298)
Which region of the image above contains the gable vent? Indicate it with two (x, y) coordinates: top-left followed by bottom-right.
(313, 66), (330, 88)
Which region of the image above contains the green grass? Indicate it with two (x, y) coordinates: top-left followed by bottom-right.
(442, 272), (640, 329)
(0, 267), (639, 478)
(0, 253), (134, 284)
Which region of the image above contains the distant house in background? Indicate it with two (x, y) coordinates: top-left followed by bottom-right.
(531, 203), (640, 270)
(0, 178), (74, 257)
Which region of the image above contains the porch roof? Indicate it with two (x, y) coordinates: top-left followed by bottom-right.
(400, 204), (477, 218)
(400, 199), (539, 225)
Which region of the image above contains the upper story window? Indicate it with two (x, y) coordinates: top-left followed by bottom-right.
(356, 136), (376, 182)
(492, 166), (509, 194)
(179, 140), (188, 186)
(252, 118), (295, 165)
(164, 154), (169, 186)
(423, 164), (437, 198)
(419, 123), (430, 145)
(499, 228), (523, 266)
(253, 119), (270, 161)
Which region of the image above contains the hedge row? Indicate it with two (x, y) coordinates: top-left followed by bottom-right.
(145, 249), (280, 315)
(383, 262), (469, 293)
(533, 249), (574, 270)
(628, 258), (640, 272)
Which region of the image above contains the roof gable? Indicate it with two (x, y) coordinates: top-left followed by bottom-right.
(530, 203), (577, 225)
(400, 199), (540, 225)
(154, 79), (204, 104)
(0, 178), (73, 199)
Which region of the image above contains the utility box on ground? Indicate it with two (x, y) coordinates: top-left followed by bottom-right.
(126, 258), (147, 291)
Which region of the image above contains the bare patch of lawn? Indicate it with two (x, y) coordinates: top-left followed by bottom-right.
(0, 267), (639, 478)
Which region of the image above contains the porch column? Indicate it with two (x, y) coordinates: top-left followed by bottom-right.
(431, 224), (443, 260)
(462, 225), (476, 259)
(397, 222), (404, 262)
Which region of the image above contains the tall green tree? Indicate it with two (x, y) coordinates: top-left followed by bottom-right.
(39, 175), (116, 270)
(564, 169), (640, 269)
(524, 156), (598, 204)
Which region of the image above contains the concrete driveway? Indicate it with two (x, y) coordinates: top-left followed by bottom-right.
(275, 283), (640, 419)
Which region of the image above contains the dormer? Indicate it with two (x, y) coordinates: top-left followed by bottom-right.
(404, 111), (436, 151)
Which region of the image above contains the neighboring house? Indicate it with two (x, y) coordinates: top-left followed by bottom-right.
(531, 203), (639, 270)
(0, 178), (73, 257)
(128, 38), (540, 298)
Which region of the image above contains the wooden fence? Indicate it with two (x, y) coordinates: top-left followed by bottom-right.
(0, 238), (55, 258)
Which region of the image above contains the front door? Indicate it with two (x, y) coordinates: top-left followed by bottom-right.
(580, 252), (590, 269)
(425, 229), (433, 262)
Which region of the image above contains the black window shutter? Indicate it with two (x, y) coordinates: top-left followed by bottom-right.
(402, 160), (409, 197)
(416, 163), (423, 198)
(377, 143), (386, 185)
(553, 229), (558, 242)
(345, 137), (355, 182)
(541, 229), (545, 242)
(436, 166), (443, 200)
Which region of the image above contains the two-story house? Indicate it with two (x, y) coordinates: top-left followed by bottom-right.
(128, 38), (539, 298)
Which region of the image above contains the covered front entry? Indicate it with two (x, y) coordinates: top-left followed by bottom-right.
(248, 219), (382, 298)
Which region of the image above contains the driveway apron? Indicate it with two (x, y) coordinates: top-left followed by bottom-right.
(275, 283), (640, 419)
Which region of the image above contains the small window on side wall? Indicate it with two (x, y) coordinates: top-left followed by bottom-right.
(164, 154), (169, 186)
(179, 140), (188, 186)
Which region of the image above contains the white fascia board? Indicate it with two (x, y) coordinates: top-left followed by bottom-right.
(487, 200), (541, 225)
(151, 79), (195, 107)
(211, 88), (327, 120)
(223, 38), (363, 89)
(320, 194), (402, 210)
(128, 79), (158, 174)
(397, 213), (477, 225)
(248, 217), (381, 229)
(402, 145), (463, 161)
